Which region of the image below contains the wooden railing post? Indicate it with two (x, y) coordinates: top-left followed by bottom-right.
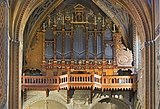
(22, 76), (24, 84)
(92, 74), (94, 82)
(67, 74), (70, 83)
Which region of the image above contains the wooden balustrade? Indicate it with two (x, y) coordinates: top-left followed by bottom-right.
(21, 76), (59, 90)
(59, 74), (93, 89)
(21, 75), (137, 91)
(93, 74), (102, 89)
(102, 76), (137, 91)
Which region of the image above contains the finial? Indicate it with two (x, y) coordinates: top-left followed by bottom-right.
(42, 23), (46, 31)
(48, 15), (51, 27)
(94, 15), (97, 25)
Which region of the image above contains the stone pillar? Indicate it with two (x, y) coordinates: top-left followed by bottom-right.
(155, 36), (160, 109)
(153, 0), (160, 108)
(9, 39), (20, 109)
(0, 1), (9, 109)
(144, 40), (156, 109)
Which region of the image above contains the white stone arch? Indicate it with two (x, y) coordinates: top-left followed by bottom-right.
(23, 92), (70, 109)
(89, 96), (131, 109)
(13, 0), (152, 108)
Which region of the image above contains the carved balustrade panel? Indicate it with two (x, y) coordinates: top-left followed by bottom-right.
(21, 75), (137, 91)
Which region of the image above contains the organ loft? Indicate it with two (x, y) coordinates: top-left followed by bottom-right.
(1, 0), (159, 109)
(22, 3), (136, 109)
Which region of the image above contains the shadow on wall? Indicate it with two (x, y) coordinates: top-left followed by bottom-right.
(23, 69), (42, 76)
(117, 69), (132, 76)
(92, 98), (130, 109)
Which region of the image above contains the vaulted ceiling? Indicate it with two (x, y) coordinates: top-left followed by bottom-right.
(9, 0), (152, 52)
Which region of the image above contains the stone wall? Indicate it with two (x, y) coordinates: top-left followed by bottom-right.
(0, 1), (8, 109)
(23, 90), (133, 109)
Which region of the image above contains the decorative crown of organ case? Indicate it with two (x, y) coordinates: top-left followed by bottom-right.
(23, 4), (135, 92)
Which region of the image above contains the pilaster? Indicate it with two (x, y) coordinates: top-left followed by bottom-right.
(9, 39), (20, 109)
(144, 40), (155, 109)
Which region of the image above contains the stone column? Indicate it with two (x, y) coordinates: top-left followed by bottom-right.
(9, 38), (20, 109)
(144, 39), (156, 109)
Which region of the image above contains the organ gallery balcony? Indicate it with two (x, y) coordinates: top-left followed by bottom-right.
(21, 74), (137, 91)
(21, 76), (60, 90)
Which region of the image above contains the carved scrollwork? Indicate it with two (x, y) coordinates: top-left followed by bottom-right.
(116, 48), (133, 66)
(114, 33), (133, 66)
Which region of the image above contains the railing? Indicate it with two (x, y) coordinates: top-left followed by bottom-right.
(59, 74), (93, 89)
(93, 74), (102, 89)
(102, 76), (137, 91)
(21, 76), (59, 90)
(21, 75), (137, 91)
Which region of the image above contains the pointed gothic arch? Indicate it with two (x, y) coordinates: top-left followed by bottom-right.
(8, 0), (154, 109)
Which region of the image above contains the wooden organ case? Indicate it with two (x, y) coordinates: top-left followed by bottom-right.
(22, 4), (136, 103)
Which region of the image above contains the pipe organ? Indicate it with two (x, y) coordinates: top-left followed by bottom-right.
(23, 4), (135, 94)
(43, 4), (113, 72)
